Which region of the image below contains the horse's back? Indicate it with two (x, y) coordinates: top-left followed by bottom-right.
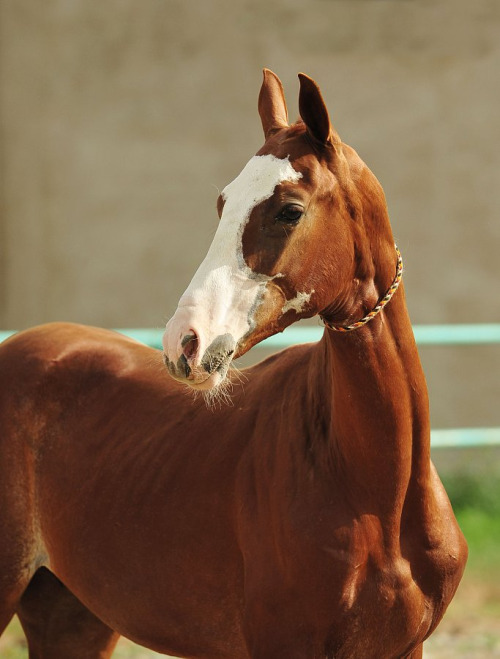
(0, 322), (173, 489)
(0, 322), (163, 389)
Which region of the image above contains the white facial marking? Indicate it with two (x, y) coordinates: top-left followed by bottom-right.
(281, 290), (314, 315)
(170, 155), (302, 358)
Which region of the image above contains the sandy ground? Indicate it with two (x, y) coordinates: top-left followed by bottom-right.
(423, 577), (500, 658)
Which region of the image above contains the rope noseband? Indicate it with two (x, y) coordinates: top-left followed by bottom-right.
(321, 244), (403, 332)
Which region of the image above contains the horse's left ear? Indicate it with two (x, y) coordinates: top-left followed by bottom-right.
(258, 69), (289, 138)
(298, 73), (340, 146)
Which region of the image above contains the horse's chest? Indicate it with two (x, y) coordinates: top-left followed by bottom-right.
(323, 555), (430, 657)
(240, 500), (431, 656)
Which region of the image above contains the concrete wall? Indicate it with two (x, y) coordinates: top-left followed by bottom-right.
(1, 0), (499, 428)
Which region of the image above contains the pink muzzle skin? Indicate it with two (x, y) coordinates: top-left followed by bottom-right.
(162, 312), (236, 389)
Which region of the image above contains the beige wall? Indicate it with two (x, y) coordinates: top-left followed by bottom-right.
(1, 0), (499, 427)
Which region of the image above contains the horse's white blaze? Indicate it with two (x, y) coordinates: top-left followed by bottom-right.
(164, 155), (302, 364)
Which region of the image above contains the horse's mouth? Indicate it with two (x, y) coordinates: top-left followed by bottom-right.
(163, 351), (233, 391)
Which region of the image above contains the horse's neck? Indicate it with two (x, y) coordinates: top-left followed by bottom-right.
(310, 284), (430, 534)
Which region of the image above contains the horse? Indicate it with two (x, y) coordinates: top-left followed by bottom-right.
(0, 69), (466, 658)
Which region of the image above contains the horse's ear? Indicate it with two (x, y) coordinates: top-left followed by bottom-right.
(258, 69), (289, 138)
(298, 73), (340, 146)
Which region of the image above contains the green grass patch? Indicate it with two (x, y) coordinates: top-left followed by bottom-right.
(443, 472), (500, 517)
(455, 508), (500, 576)
(442, 471), (500, 582)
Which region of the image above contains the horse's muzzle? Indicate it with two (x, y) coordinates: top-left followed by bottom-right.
(163, 332), (236, 390)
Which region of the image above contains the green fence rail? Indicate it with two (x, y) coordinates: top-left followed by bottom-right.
(2, 323), (500, 351)
(1, 324), (499, 449)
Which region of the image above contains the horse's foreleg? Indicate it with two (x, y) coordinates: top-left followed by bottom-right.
(0, 591), (22, 641)
(17, 568), (119, 659)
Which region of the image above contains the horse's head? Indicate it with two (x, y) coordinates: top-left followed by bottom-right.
(163, 70), (395, 391)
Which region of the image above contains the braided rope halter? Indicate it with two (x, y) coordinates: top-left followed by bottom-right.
(321, 244), (403, 332)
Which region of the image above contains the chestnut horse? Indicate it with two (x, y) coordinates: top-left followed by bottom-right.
(0, 70), (466, 658)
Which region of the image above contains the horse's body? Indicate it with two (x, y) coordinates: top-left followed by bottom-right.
(0, 71), (466, 658)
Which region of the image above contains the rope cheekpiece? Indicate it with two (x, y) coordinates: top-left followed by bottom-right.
(322, 244), (403, 332)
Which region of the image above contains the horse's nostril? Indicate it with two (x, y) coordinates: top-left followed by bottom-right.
(200, 334), (236, 375)
(178, 354), (192, 378)
(182, 333), (198, 361)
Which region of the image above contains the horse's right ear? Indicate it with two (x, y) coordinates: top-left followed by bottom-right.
(258, 69), (289, 138)
(298, 73), (340, 146)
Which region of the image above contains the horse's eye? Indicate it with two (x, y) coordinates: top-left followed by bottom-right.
(276, 204), (304, 224)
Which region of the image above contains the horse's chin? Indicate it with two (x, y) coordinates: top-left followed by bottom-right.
(182, 368), (237, 408)
(187, 370), (224, 392)
(167, 360), (233, 394)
